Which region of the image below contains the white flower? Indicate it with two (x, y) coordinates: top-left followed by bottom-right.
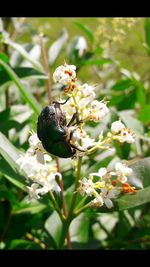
(100, 188), (118, 208)
(78, 177), (95, 196)
(111, 120), (125, 134)
(28, 133), (41, 147)
(115, 162), (132, 183)
(26, 183), (41, 200)
(27, 133), (46, 164)
(80, 83), (96, 100)
(17, 152), (61, 199)
(81, 135), (96, 149)
(53, 64), (76, 85)
(16, 154), (40, 178)
(120, 129), (135, 143)
(91, 195), (104, 207)
(75, 37), (87, 57)
(70, 128), (96, 150)
(87, 100), (109, 122)
(44, 172), (61, 192)
(90, 168), (107, 179)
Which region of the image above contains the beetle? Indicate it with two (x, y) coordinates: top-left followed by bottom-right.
(37, 99), (85, 158)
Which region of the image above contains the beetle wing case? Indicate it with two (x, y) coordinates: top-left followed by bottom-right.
(37, 104), (75, 158)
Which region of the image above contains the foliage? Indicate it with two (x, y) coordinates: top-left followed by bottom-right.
(1, 17), (150, 250)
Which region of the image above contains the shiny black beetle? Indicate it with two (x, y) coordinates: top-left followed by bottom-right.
(37, 99), (85, 158)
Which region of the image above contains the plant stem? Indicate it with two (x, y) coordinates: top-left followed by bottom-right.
(0, 212), (12, 241)
(49, 191), (65, 222)
(74, 202), (91, 217)
(58, 156), (82, 249)
(39, 33), (52, 105)
(56, 157), (72, 249)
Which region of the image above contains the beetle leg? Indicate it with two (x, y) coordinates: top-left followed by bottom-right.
(68, 128), (77, 142)
(67, 112), (78, 127)
(67, 112), (83, 127)
(70, 143), (86, 152)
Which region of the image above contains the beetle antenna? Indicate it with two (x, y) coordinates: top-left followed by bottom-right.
(53, 97), (70, 105)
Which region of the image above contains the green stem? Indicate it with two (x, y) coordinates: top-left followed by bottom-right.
(74, 202), (91, 217)
(58, 156), (82, 249)
(49, 191), (65, 222)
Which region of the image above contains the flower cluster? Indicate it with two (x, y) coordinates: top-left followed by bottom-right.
(17, 132), (61, 200)
(111, 120), (135, 144)
(53, 63), (77, 92)
(20, 63), (136, 206)
(53, 63), (135, 154)
(78, 162), (136, 209)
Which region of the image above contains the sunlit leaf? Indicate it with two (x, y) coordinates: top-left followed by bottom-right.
(116, 186), (150, 210)
(45, 211), (62, 247)
(13, 202), (47, 214)
(4, 38), (44, 72)
(0, 67), (46, 87)
(48, 29), (68, 65)
(74, 22), (94, 42)
(138, 105), (150, 124)
(81, 58), (112, 66)
(111, 79), (133, 91)
(0, 60), (41, 115)
(128, 157), (150, 188)
(0, 132), (26, 191)
(70, 213), (90, 243)
(0, 52), (9, 63)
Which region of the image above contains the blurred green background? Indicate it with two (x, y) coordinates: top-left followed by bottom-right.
(1, 17), (150, 250)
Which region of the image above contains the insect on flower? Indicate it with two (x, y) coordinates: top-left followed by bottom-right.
(37, 98), (86, 158)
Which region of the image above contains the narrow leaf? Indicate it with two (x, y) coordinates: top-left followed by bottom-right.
(0, 60), (41, 115)
(0, 67), (47, 87)
(48, 29), (68, 65)
(4, 39), (44, 72)
(116, 186), (150, 210)
(74, 22), (94, 42)
(112, 79), (133, 91)
(81, 58), (111, 66)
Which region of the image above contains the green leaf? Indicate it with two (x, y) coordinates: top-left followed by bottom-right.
(116, 157), (150, 210)
(70, 213), (90, 243)
(128, 157), (150, 188)
(0, 67), (46, 87)
(136, 83), (146, 107)
(111, 79), (133, 91)
(45, 211), (62, 247)
(9, 239), (39, 249)
(0, 60), (41, 115)
(0, 52), (9, 63)
(4, 38), (44, 72)
(81, 58), (112, 66)
(13, 202), (46, 214)
(48, 29), (68, 65)
(138, 105), (150, 124)
(4, 174), (26, 191)
(0, 108), (10, 120)
(0, 132), (22, 171)
(145, 18), (150, 54)
(74, 22), (94, 42)
(0, 132), (26, 191)
(116, 186), (150, 210)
